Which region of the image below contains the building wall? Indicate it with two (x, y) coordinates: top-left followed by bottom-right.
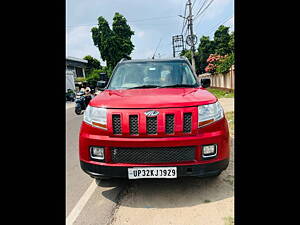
(198, 66), (235, 90)
(66, 63), (86, 78)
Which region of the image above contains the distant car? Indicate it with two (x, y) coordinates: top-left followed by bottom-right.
(79, 57), (229, 180)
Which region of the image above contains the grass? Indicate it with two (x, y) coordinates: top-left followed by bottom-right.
(224, 216), (234, 225)
(225, 111), (234, 137)
(207, 88), (234, 99)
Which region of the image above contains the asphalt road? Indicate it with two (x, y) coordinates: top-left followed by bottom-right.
(66, 106), (127, 225)
(66, 103), (234, 225)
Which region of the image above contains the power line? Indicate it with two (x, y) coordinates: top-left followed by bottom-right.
(180, 3), (188, 35)
(191, 0), (197, 9)
(129, 15), (177, 22)
(194, 0), (205, 10)
(187, 0), (196, 72)
(194, 0), (215, 21)
(193, 0), (208, 20)
(152, 37), (163, 59)
(207, 16), (233, 35)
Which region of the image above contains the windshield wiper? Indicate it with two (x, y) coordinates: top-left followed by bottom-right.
(128, 85), (161, 89)
(160, 84), (198, 88)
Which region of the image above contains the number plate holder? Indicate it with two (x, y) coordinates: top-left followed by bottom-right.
(128, 167), (177, 179)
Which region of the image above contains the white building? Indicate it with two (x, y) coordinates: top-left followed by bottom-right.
(66, 56), (88, 78)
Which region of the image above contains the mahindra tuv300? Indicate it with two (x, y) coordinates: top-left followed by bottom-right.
(79, 57), (230, 180)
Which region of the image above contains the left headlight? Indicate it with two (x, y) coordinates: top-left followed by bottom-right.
(198, 101), (224, 127)
(83, 105), (107, 129)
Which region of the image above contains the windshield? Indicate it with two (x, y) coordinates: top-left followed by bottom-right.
(107, 61), (198, 90)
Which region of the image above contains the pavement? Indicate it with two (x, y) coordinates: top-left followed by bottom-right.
(66, 107), (125, 225)
(66, 97), (234, 225)
(66, 101), (75, 110)
(112, 137), (234, 225)
(218, 97), (234, 113)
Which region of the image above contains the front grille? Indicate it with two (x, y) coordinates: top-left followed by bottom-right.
(110, 108), (195, 136)
(129, 115), (139, 135)
(183, 113), (192, 133)
(146, 117), (157, 134)
(165, 114), (174, 134)
(112, 115), (121, 134)
(111, 146), (196, 163)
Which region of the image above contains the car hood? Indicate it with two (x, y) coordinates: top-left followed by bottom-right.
(89, 88), (217, 109)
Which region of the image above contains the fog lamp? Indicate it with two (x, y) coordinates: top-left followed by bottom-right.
(90, 146), (105, 160)
(202, 144), (217, 158)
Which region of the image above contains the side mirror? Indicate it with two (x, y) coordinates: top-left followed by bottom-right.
(99, 72), (108, 81)
(96, 80), (107, 90)
(201, 78), (211, 88)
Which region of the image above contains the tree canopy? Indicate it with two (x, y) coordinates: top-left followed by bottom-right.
(83, 55), (101, 76)
(213, 25), (231, 56)
(91, 13), (134, 70)
(181, 25), (234, 75)
(197, 36), (215, 74)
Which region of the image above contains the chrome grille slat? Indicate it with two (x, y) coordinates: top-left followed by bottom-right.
(110, 109), (194, 136)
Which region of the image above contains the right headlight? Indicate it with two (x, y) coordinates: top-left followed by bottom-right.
(83, 105), (107, 130)
(198, 101), (224, 127)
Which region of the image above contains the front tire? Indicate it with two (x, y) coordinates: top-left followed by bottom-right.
(95, 177), (112, 186)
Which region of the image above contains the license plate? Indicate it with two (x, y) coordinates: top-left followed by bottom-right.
(128, 167), (177, 179)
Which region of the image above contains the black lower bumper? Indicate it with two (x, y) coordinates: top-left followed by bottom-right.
(80, 159), (229, 179)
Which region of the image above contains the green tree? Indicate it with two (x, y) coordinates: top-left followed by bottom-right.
(85, 66), (112, 87)
(213, 25), (231, 55)
(215, 54), (234, 74)
(197, 36), (215, 74)
(83, 55), (101, 76)
(91, 13), (134, 71)
(228, 32), (234, 53)
(180, 50), (201, 74)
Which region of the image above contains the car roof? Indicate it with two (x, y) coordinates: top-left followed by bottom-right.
(119, 57), (189, 64)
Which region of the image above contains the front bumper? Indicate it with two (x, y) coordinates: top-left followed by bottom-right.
(80, 159), (229, 178)
(79, 117), (230, 178)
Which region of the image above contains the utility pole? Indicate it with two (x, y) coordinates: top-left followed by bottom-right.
(187, 0), (196, 73)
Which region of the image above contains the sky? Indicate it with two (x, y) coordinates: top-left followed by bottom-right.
(66, 0), (234, 65)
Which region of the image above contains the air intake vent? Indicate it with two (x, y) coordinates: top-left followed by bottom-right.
(183, 113), (192, 133)
(165, 114), (174, 134)
(112, 115), (121, 134)
(146, 117), (157, 134)
(111, 146), (196, 163)
(129, 115), (139, 135)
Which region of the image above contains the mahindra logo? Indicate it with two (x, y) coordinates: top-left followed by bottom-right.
(144, 110), (159, 117)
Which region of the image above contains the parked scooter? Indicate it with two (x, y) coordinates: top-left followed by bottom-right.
(74, 91), (92, 115)
(66, 89), (75, 102)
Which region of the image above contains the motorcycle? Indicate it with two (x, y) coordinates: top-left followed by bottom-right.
(74, 92), (92, 115)
(66, 89), (75, 102)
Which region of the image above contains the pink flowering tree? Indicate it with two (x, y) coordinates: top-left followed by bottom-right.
(204, 54), (224, 74)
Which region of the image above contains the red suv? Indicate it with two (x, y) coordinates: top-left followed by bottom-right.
(79, 57), (230, 180)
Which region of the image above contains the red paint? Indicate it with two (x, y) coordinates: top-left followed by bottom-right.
(79, 87), (230, 170)
(89, 87), (217, 109)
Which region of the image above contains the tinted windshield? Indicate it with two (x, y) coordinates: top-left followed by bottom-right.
(107, 61), (198, 90)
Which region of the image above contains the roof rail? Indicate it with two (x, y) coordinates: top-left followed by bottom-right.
(119, 58), (128, 63)
(180, 56), (189, 61)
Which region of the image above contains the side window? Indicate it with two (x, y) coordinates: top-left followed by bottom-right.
(182, 65), (194, 84)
